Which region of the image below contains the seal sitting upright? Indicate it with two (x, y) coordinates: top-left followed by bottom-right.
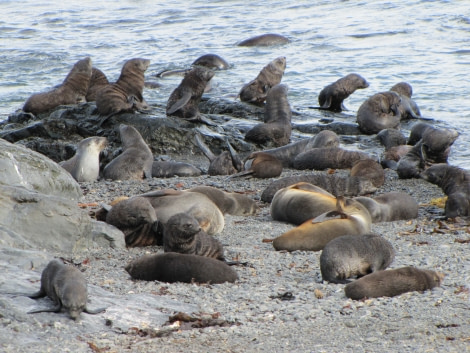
(317, 73), (369, 112)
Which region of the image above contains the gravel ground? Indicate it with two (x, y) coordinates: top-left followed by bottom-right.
(1, 168), (469, 353)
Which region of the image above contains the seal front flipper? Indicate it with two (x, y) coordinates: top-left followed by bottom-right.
(320, 95), (333, 109)
(27, 289), (46, 299)
(167, 91), (192, 114)
(28, 303), (62, 314)
(84, 306), (107, 315)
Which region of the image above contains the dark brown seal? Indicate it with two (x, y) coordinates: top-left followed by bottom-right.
(239, 56), (286, 105)
(163, 213), (225, 260)
(350, 159), (385, 188)
(420, 163), (470, 218)
(245, 83), (292, 147)
(28, 259), (105, 320)
(356, 91), (402, 134)
(293, 147), (372, 170)
(95, 58), (150, 117)
(380, 145), (414, 170)
(23, 57), (92, 115)
(376, 128), (407, 150)
(152, 160), (202, 178)
(344, 266), (445, 300)
(317, 73), (369, 112)
(59, 136), (107, 182)
(192, 54), (229, 70)
(230, 152), (283, 179)
(125, 253), (238, 284)
(86, 67), (109, 102)
(354, 192), (419, 223)
(407, 122), (433, 145)
(237, 33), (290, 47)
(320, 234), (395, 284)
(166, 66), (215, 123)
(103, 124), (154, 180)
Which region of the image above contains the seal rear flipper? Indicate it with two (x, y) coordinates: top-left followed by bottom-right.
(324, 278), (352, 284)
(28, 303), (62, 314)
(27, 290), (46, 299)
(227, 141), (243, 172)
(194, 133), (216, 161)
(167, 91), (192, 114)
(84, 306), (107, 315)
(225, 170), (254, 180)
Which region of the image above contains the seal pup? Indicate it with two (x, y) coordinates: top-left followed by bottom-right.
(192, 54), (229, 70)
(239, 56), (286, 105)
(344, 267), (444, 300)
(103, 124), (154, 180)
(350, 159), (385, 188)
(86, 67), (109, 102)
(23, 57), (92, 115)
(59, 136), (107, 182)
(377, 128), (407, 150)
(390, 82), (421, 118)
(229, 152), (283, 179)
(293, 147), (372, 170)
(270, 182), (337, 225)
(152, 160), (202, 178)
(407, 122), (433, 146)
(270, 197), (372, 252)
(237, 33), (290, 47)
(28, 259), (106, 320)
(166, 66), (215, 124)
(354, 192), (419, 222)
(95, 58), (150, 118)
(421, 164), (470, 218)
(125, 253), (238, 284)
(163, 213), (225, 260)
(317, 73), (369, 112)
(320, 234), (395, 284)
(356, 91), (402, 134)
(245, 83), (292, 147)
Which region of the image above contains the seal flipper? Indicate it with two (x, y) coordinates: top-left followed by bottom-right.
(194, 133), (216, 162)
(28, 303), (62, 314)
(84, 306), (107, 315)
(27, 289), (46, 299)
(167, 91), (192, 114)
(320, 95), (333, 109)
(227, 141), (243, 172)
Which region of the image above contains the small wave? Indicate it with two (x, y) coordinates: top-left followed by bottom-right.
(348, 30), (408, 39)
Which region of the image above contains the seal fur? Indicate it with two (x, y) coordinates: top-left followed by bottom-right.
(317, 73), (369, 112)
(354, 192), (419, 223)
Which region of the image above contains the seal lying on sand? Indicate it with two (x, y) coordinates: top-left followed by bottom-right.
(239, 56), (286, 105)
(356, 91), (402, 134)
(28, 259), (106, 320)
(229, 152), (283, 179)
(317, 73), (369, 112)
(86, 67), (109, 102)
(125, 253), (238, 284)
(237, 33), (290, 47)
(320, 234), (395, 284)
(344, 266), (444, 300)
(354, 192), (419, 223)
(23, 57), (92, 115)
(350, 159), (385, 188)
(59, 136), (107, 182)
(293, 147), (372, 170)
(270, 197), (372, 252)
(152, 160), (202, 178)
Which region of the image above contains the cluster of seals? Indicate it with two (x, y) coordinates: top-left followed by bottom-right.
(421, 163), (470, 218)
(344, 266), (444, 300)
(293, 147), (372, 170)
(270, 197), (372, 252)
(125, 253), (238, 284)
(96, 58), (150, 117)
(239, 56), (286, 105)
(59, 136), (107, 182)
(317, 73), (369, 112)
(377, 128), (410, 169)
(86, 67), (109, 102)
(23, 57), (93, 115)
(237, 33), (290, 47)
(349, 159), (385, 188)
(245, 83), (292, 147)
(27, 259), (105, 320)
(166, 66), (215, 123)
(230, 152), (283, 179)
(163, 212), (225, 261)
(103, 124), (154, 181)
(320, 234), (395, 284)
(151, 160), (201, 178)
(354, 192), (419, 223)
(356, 91), (402, 134)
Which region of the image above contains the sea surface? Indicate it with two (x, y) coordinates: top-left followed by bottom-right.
(1, 0), (469, 167)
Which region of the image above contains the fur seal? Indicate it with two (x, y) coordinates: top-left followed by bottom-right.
(390, 82), (421, 118)
(166, 66), (215, 124)
(152, 160), (202, 178)
(59, 136), (107, 182)
(245, 83), (292, 147)
(317, 73), (369, 112)
(164, 213), (225, 260)
(86, 67), (109, 102)
(230, 152), (283, 179)
(125, 252), (238, 284)
(28, 259), (105, 320)
(356, 91), (402, 134)
(350, 159), (385, 188)
(293, 147), (372, 170)
(380, 145), (414, 170)
(192, 54), (229, 70)
(344, 266), (444, 300)
(270, 197), (372, 252)
(23, 57), (92, 115)
(96, 58), (150, 118)
(237, 33), (290, 47)
(354, 192), (419, 222)
(320, 234), (395, 284)
(270, 182), (337, 225)
(407, 122), (433, 146)
(377, 128), (407, 150)
(239, 56), (286, 105)
(103, 124), (154, 180)
(420, 163), (470, 218)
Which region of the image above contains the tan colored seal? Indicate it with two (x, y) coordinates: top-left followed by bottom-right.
(86, 67), (109, 102)
(23, 57), (92, 115)
(317, 73), (369, 112)
(350, 159), (385, 188)
(230, 152), (283, 179)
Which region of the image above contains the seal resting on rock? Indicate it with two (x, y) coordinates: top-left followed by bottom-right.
(317, 73), (369, 112)
(293, 147), (372, 170)
(59, 136), (107, 182)
(320, 234), (395, 284)
(125, 253), (238, 284)
(103, 124), (154, 180)
(354, 192), (419, 223)
(356, 91), (402, 134)
(23, 57), (93, 115)
(163, 213), (225, 260)
(28, 259), (106, 320)
(237, 33), (290, 47)
(344, 266), (444, 300)
(350, 159), (385, 188)
(270, 197), (372, 252)
(239, 56), (286, 105)
(230, 152), (283, 179)
(86, 67), (109, 102)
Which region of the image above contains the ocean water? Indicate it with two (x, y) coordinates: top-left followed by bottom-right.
(1, 0), (469, 167)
